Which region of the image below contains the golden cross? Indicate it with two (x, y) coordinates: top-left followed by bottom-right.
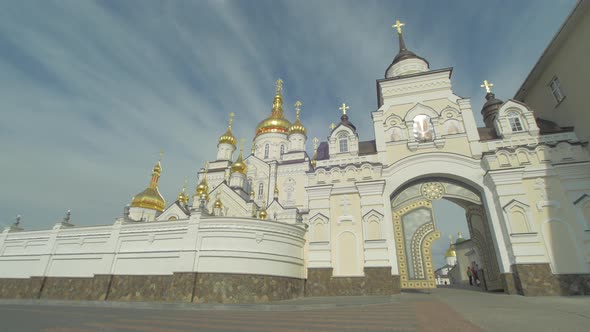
(275, 79), (283, 93)
(204, 161), (209, 174)
(392, 19), (405, 34)
(480, 80), (494, 94)
(159, 149), (164, 160)
(294, 101), (302, 118)
(228, 112), (235, 128)
(338, 103), (349, 115)
(313, 137), (319, 150)
(182, 178), (187, 191)
(330, 123), (336, 130)
(239, 138), (245, 151)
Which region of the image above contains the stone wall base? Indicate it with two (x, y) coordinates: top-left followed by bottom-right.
(305, 267), (401, 297)
(0, 277), (45, 299)
(0, 273), (304, 304)
(500, 273), (519, 295)
(194, 273), (304, 304)
(511, 263), (590, 296)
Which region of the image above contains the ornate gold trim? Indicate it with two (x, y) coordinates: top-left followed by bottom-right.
(393, 199), (440, 289)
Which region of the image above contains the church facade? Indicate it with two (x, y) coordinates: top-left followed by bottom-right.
(1, 22), (590, 301)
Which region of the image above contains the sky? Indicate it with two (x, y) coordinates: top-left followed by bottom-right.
(0, 0), (577, 267)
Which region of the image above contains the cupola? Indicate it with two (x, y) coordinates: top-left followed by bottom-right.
(385, 20), (429, 78)
(130, 157), (166, 212)
(255, 79), (292, 137)
(288, 101), (307, 137)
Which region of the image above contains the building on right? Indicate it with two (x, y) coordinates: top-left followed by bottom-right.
(514, 0), (589, 146)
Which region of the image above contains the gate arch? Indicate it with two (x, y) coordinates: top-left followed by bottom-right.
(390, 177), (503, 290)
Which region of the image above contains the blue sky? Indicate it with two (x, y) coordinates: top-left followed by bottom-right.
(0, 1), (577, 266)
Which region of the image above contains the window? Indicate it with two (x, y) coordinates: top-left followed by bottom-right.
(247, 178), (252, 193)
(280, 145), (285, 156)
(258, 183), (264, 200)
(549, 77), (565, 104)
(264, 144), (269, 159)
(339, 136), (348, 153)
(507, 111), (524, 132)
(412, 115), (434, 141)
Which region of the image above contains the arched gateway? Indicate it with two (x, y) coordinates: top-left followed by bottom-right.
(1, 20), (589, 303)
(390, 177), (502, 291)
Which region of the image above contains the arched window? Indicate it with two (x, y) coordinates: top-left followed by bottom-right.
(257, 183), (264, 200)
(264, 144), (270, 159)
(413, 115), (434, 142)
(280, 145), (285, 156)
(247, 178), (253, 194)
(339, 135), (348, 153)
(507, 111), (524, 132)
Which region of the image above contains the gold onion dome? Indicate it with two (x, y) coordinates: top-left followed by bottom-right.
(131, 158), (166, 212)
(231, 146), (248, 174)
(195, 163), (210, 199)
(288, 101), (306, 137)
(213, 194), (223, 209)
(445, 244), (457, 257)
(218, 113), (237, 147)
(177, 181), (189, 204)
(255, 79), (292, 136)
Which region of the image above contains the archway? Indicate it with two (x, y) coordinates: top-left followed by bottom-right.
(390, 177), (503, 291)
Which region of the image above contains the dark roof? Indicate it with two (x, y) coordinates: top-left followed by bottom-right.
(384, 33), (430, 77)
(331, 114), (357, 134)
(536, 117), (574, 134)
(477, 127), (498, 141)
(316, 142), (329, 161)
(359, 140), (377, 155)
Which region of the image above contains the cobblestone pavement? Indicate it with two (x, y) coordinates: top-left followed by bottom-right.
(0, 288), (588, 332)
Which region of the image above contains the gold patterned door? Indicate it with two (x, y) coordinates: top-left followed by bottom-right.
(393, 199), (441, 289)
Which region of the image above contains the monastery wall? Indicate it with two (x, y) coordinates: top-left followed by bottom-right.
(0, 213), (307, 303)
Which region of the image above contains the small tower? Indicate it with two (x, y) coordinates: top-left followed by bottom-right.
(311, 137), (319, 168)
(480, 80), (504, 130)
(288, 101), (307, 152)
(193, 162), (210, 207)
(229, 139), (248, 190)
(445, 235), (457, 266)
(217, 112), (237, 161)
(253, 79), (291, 161)
(385, 20), (429, 78)
(259, 200), (268, 220)
(129, 154), (166, 222)
(176, 180), (190, 208)
(213, 193), (224, 216)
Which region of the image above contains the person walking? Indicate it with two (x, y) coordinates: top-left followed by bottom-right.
(466, 267), (473, 285)
(472, 266), (480, 286)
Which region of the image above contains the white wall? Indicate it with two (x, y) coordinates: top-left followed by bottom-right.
(0, 213), (307, 279)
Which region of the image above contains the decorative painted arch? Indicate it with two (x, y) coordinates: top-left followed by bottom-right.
(404, 103), (439, 121)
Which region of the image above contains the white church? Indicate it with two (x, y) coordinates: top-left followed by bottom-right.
(1, 21), (589, 302)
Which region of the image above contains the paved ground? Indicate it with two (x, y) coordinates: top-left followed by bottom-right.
(0, 288), (589, 332)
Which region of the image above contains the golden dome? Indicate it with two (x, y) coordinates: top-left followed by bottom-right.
(258, 200), (268, 220)
(196, 179), (209, 197)
(445, 245), (457, 257)
(131, 159), (165, 212)
(195, 163), (210, 200)
(218, 113), (237, 147)
(177, 181), (189, 204)
(131, 187), (165, 212)
(255, 79), (292, 136)
(288, 101), (306, 137)
(231, 144), (247, 174)
(214, 198), (223, 209)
